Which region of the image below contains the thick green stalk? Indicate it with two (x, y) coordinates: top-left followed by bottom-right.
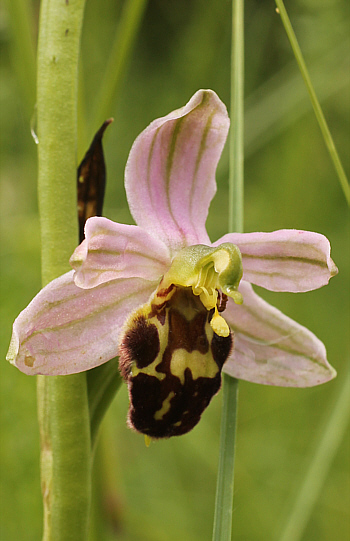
(37, 0), (84, 281)
(212, 0), (244, 540)
(36, 1), (90, 540)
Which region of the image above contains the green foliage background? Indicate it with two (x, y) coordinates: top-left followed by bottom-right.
(0, 0), (349, 540)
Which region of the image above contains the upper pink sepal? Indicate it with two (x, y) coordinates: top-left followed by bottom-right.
(223, 281), (336, 387)
(70, 216), (171, 288)
(125, 89), (230, 254)
(215, 229), (338, 292)
(6, 271), (156, 375)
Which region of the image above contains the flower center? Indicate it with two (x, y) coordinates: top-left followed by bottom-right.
(161, 243), (243, 337)
(118, 243), (243, 439)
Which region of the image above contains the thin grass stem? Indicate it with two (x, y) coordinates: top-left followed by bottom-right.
(212, 377), (240, 540)
(229, 0), (244, 235)
(88, 0), (148, 134)
(275, 0), (350, 206)
(279, 368), (350, 541)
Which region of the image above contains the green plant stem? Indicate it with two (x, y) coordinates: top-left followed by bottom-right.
(275, 0), (350, 206)
(279, 368), (350, 541)
(212, 377), (240, 540)
(212, 0), (244, 540)
(36, 1), (90, 540)
(37, 0), (83, 281)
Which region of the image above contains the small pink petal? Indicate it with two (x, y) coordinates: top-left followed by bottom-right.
(215, 229), (338, 292)
(223, 281), (336, 387)
(125, 89), (230, 254)
(6, 271), (156, 375)
(70, 216), (171, 288)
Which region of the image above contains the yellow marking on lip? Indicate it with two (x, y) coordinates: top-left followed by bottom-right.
(130, 311), (170, 380)
(154, 391), (176, 420)
(131, 359), (166, 381)
(170, 349), (219, 385)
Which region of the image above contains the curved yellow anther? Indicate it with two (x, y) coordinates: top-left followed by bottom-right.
(197, 286), (217, 311)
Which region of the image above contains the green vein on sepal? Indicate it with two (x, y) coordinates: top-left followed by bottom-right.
(21, 282), (153, 343)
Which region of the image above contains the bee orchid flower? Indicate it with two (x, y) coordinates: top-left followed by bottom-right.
(7, 90), (337, 438)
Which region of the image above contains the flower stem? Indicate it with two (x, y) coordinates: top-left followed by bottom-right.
(212, 377), (239, 540)
(36, 1), (91, 540)
(213, 0), (244, 539)
(228, 0), (244, 235)
(275, 0), (350, 206)
(37, 0), (84, 282)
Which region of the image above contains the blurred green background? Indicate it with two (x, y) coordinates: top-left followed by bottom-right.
(0, 0), (349, 540)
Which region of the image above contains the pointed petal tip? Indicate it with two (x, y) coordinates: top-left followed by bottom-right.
(6, 329), (38, 376)
(171, 89), (229, 122)
(329, 365), (337, 380)
(193, 88), (229, 115)
(6, 330), (19, 367)
(330, 259), (339, 278)
(69, 240), (86, 270)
